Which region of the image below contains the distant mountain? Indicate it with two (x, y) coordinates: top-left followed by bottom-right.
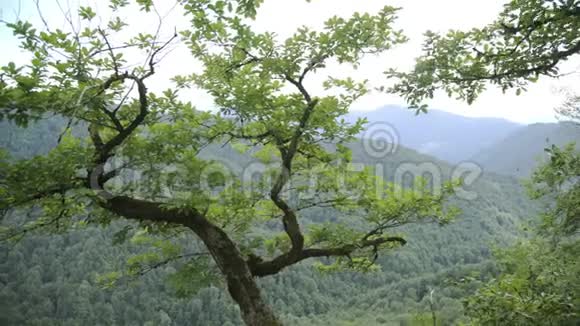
(347, 105), (522, 163)
(472, 122), (580, 178)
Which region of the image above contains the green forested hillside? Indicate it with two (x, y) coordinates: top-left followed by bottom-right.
(472, 122), (580, 178)
(0, 118), (538, 325)
(2, 0), (580, 324)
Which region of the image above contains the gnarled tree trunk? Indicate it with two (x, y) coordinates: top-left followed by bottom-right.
(189, 220), (281, 326)
(102, 196), (281, 325)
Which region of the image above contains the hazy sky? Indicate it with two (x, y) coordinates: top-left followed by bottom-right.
(1, 0), (579, 124)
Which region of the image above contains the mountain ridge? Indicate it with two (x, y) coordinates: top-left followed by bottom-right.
(346, 105), (522, 163)
(471, 121), (579, 177)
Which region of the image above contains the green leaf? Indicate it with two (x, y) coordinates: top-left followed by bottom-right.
(79, 6), (97, 21)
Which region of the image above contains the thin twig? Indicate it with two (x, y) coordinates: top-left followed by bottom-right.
(98, 27), (121, 75)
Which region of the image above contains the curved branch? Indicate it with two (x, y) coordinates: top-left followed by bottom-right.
(249, 236), (406, 277)
(449, 39), (580, 83)
(142, 31), (178, 80)
(99, 195), (205, 226)
(267, 74), (319, 256)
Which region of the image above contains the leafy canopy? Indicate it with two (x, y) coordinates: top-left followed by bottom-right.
(465, 143), (580, 325)
(0, 0), (459, 303)
(392, 1), (580, 323)
(388, 0), (580, 110)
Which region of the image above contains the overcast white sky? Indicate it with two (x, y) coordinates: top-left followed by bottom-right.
(1, 0), (579, 124)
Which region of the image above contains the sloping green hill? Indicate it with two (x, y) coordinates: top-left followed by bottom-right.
(472, 122), (579, 178)
(0, 118), (537, 325)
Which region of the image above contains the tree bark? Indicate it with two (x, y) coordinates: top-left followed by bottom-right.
(187, 220), (281, 326)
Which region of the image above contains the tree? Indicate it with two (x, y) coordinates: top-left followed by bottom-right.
(529, 142), (579, 237)
(463, 144), (580, 325)
(556, 90), (580, 124)
(388, 0), (579, 324)
(388, 0), (580, 110)
(387, 0), (580, 238)
(0, 1), (458, 325)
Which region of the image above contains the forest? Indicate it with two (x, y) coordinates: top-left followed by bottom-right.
(0, 0), (579, 325)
